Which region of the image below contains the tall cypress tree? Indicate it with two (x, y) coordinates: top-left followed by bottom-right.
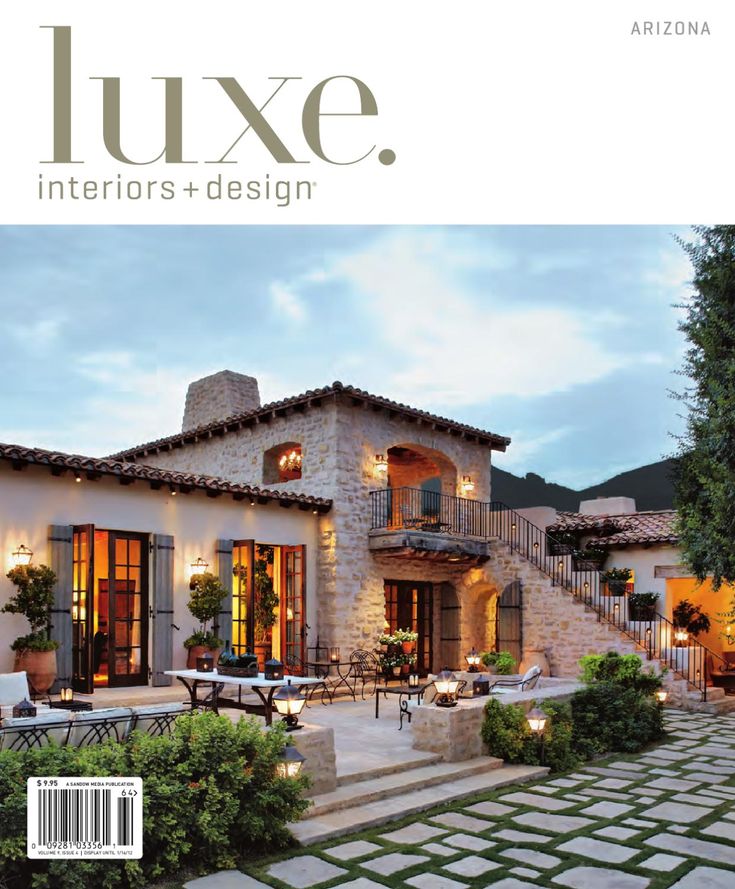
(674, 225), (735, 588)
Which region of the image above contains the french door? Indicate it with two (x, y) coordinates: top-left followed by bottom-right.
(71, 526), (150, 692)
(281, 545), (306, 666)
(384, 580), (433, 674)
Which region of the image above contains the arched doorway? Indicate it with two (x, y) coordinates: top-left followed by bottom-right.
(496, 581), (522, 663)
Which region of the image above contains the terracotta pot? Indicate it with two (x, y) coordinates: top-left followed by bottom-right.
(401, 641), (414, 654)
(518, 648), (550, 677)
(254, 642), (271, 672)
(401, 662), (410, 674)
(186, 645), (221, 669)
(392, 666), (401, 676)
(14, 648), (57, 695)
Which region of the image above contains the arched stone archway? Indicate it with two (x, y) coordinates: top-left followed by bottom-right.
(386, 442), (457, 496)
(460, 579), (499, 657)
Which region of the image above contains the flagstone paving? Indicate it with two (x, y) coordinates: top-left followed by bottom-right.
(231, 710), (735, 889)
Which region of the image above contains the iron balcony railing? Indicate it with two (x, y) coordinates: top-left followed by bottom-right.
(369, 487), (726, 700)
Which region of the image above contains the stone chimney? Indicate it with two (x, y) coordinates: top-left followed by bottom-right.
(579, 496), (637, 516)
(182, 370), (261, 432)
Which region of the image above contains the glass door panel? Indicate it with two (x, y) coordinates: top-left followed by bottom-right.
(232, 540), (255, 655)
(108, 531), (149, 687)
(72, 525), (94, 693)
(281, 545), (305, 667)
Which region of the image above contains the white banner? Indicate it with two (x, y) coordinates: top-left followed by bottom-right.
(1, 1), (732, 223)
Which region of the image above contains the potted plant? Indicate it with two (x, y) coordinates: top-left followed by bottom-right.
(1, 564), (59, 694)
(481, 650), (516, 675)
(601, 567), (632, 596)
(672, 599), (711, 647)
(184, 572), (226, 668)
(573, 545), (608, 571)
(394, 627), (418, 654)
(548, 531), (577, 556)
(628, 591), (659, 622)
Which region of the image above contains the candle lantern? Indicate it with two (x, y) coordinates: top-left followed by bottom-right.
(329, 646), (340, 663)
(275, 744), (306, 779)
(433, 669), (460, 707)
(273, 679), (306, 731)
(196, 653), (214, 673)
(465, 648), (481, 673)
(60, 687), (74, 703)
(13, 698), (37, 719)
(472, 677), (490, 696)
(408, 673), (420, 688)
(265, 658), (284, 681)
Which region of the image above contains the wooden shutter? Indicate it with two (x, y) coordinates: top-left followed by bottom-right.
(152, 534), (175, 686)
(48, 525), (74, 694)
(215, 539), (234, 643)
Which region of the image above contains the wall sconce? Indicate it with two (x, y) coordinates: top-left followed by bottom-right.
(434, 670), (460, 707)
(674, 630), (689, 647)
(74, 473), (82, 483)
(275, 744), (306, 779)
(60, 687), (74, 703)
(655, 689), (668, 704)
(533, 542), (539, 551)
(374, 454), (389, 476)
(465, 648), (481, 673)
(11, 544), (33, 567)
(461, 475), (475, 495)
(273, 679), (306, 731)
(189, 557), (209, 590)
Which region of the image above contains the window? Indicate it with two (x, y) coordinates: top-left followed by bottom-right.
(262, 441), (302, 484)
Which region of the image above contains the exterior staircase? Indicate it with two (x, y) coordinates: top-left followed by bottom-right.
(290, 753), (546, 845)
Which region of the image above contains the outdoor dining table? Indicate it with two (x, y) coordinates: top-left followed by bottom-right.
(164, 669), (325, 726)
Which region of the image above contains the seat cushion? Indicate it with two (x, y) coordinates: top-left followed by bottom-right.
(0, 671), (31, 706)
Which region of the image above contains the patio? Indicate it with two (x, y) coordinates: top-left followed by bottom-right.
(187, 708), (735, 889)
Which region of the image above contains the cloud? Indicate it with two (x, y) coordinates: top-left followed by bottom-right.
(269, 282), (307, 323)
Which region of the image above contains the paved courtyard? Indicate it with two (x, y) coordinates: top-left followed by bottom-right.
(186, 710), (735, 889)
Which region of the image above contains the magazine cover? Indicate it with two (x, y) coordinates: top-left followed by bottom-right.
(1, 3), (734, 887)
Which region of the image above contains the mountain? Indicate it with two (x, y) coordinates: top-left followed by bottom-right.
(492, 459), (676, 512)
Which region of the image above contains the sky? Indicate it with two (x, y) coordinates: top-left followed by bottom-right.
(0, 225), (694, 488)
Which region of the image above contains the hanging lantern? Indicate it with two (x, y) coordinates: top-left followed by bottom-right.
(465, 648), (481, 673)
(275, 744), (306, 779)
(433, 670), (460, 707)
(11, 544), (33, 567)
(273, 679), (306, 731)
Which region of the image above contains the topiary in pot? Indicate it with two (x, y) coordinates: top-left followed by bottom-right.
(184, 572), (226, 668)
(2, 564), (59, 694)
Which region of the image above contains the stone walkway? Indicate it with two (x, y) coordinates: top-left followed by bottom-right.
(186, 710), (735, 889)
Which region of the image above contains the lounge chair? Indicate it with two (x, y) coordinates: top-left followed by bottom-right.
(489, 665), (542, 694)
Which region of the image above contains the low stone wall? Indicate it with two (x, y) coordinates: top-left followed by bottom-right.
(286, 722), (337, 796)
(411, 679), (580, 762)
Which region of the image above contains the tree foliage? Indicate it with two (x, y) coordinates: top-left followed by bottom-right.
(674, 225), (735, 588)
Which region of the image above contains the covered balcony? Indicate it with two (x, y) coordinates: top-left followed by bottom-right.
(368, 487), (491, 564)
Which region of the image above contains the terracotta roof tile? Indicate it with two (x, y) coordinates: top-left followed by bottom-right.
(548, 510), (678, 547)
(0, 443), (332, 511)
(110, 380), (511, 461)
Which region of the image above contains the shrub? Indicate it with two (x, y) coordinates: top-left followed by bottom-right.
(0, 712), (309, 888)
(571, 681), (665, 759)
(480, 698), (579, 773)
(2, 565), (59, 652)
(480, 650), (516, 674)
(579, 651), (663, 695)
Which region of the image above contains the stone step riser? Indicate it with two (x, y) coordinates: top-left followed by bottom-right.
(337, 753), (443, 787)
(308, 758), (504, 817)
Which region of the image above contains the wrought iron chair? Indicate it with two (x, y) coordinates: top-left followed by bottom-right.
(489, 665), (542, 694)
(349, 649), (381, 699)
(285, 653), (332, 705)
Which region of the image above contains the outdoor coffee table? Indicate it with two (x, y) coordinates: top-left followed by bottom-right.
(306, 660), (358, 701)
(165, 669), (324, 726)
(375, 682), (431, 730)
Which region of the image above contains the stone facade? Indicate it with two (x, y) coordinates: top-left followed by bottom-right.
(182, 370), (261, 432)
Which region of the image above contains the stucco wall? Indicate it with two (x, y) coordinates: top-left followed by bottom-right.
(0, 463), (319, 675)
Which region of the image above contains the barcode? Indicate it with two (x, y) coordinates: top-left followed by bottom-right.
(27, 777), (142, 859)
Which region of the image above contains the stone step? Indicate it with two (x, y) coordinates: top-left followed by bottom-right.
(290, 763), (547, 845)
(337, 751), (443, 787)
(309, 756), (504, 817)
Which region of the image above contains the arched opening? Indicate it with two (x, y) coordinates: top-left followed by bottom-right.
(384, 443), (457, 529)
(461, 581), (499, 659)
(263, 441), (302, 485)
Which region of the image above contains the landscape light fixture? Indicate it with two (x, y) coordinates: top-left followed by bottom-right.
(434, 669), (460, 707)
(465, 648), (481, 673)
(273, 679), (306, 731)
(275, 744), (306, 779)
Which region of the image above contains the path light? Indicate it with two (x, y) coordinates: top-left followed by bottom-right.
(374, 454), (388, 476)
(655, 689), (668, 704)
(275, 744), (306, 779)
(465, 648), (481, 673)
(189, 556), (209, 589)
(11, 544), (33, 567)
(273, 679), (306, 731)
(526, 706), (548, 765)
(434, 669), (460, 708)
